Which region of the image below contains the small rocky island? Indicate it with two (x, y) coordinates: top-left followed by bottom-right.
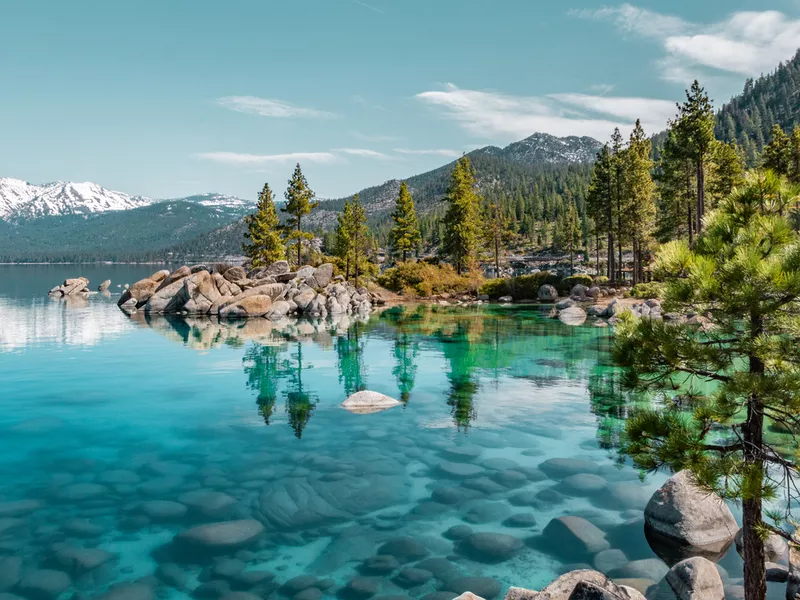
(116, 261), (384, 319)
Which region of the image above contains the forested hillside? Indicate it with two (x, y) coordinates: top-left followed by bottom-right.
(716, 49), (800, 163)
(0, 201), (246, 262)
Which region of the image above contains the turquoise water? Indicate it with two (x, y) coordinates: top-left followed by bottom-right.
(0, 266), (761, 600)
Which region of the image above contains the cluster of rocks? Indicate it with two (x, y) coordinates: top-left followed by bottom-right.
(117, 261), (384, 319)
(48, 277), (91, 298)
(48, 278), (112, 298)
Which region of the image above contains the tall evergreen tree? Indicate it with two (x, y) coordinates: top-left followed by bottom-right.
(586, 145), (615, 279)
(282, 164), (318, 267)
(673, 81), (716, 233)
(708, 142), (745, 208)
(624, 120), (656, 284)
(335, 198), (354, 280)
(763, 124), (792, 176)
(442, 156), (482, 274)
(483, 202), (513, 277)
(611, 128), (627, 281)
(565, 202), (581, 275)
(791, 127), (800, 184)
(614, 171), (800, 600)
(335, 195), (370, 287)
(657, 129), (697, 244)
(389, 182), (421, 262)
(242, 183), (285, 266)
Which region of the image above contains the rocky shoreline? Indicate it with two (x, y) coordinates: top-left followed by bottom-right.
(111, 261), (384, 320)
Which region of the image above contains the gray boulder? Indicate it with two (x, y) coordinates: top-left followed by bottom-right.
(543, 516), (610, 557)
(518, 570), (645, 600)
(314, 263), (335, 287)
(538, 285), (559, 303)
(342, 391), (402, 414)
(559, 306), (587, 326)
(294, 289), (316, 311)
(219, 295), (273, 319)
(265, 260), (290, 276)
(571, 284), (589, 298)
(733, 527), (787, 563)
(556, 299), (576, 309)
(223, 266), (247, 282)
(644, 471), (737, 554)
(181, 271), (222, 314)
(665, 557), (724, 600)
(98, 280), (111, 291)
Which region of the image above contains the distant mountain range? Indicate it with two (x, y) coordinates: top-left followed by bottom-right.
(0, 178), (253, 222)
(0, 133), (601, 262)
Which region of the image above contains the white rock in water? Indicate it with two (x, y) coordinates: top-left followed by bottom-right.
(341, 391), (402, 414)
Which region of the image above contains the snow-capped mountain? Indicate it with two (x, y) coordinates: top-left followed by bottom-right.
(0, 178), (154, 220)
(475, 133), (603, 165)
(0, 179), (254, 221)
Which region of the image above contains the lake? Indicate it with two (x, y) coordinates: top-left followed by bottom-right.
(0, 265), (766, 600)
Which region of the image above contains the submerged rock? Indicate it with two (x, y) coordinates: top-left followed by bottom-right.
(543, 516), (610, 557)
(644, 471), (737, 557)
(341, 391), (403, 414)
(173, 520), (265, 557)
(460, 532), (523, 563)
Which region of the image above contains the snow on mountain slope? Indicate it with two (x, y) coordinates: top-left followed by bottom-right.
(0, 178), (154, 220)
(474, 133), (603, 165)
(0, 179), (255, 221)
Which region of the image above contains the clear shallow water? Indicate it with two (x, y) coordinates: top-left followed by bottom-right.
(0, 265), (765, 600)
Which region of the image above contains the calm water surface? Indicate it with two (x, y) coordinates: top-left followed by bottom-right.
(0, 265), (762, 600)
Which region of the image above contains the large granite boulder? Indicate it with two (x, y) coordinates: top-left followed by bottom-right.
(156, 266), (191, 291)
(664, 557), (724, 600)
(507, 570), (645, 600)
(181, 271), (222, 314)
(118, 278), (158, 307)
(559, 306), (587, 326)
(219, 295), (273, 319)
(223, 266), (247, 282)
(341, 391), (402, 414)
(315, 264), (335, 287)
(264, 260), (290, 277)
(144, 277), (190, 314)
(538, 285), (559, 303)
(644, 471), (737, 557)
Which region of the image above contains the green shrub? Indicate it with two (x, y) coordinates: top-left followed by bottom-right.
(378, 262), (483, 297)
(631, 281), (665, 299)
(478, 278), (510, 298)
(594, 275), (609, 285)
(563, 274), (593, 288)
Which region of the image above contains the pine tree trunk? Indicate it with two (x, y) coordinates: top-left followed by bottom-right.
(297, 216), (303, 267)
(696, 157), (705, 233)
(495, 234), (500, 278)
(595, 233), (600, 277)
(607, 232), (614, 281)
(743, 313), (767, 600)
(688, 204), (694, 247)
(632, 239), (638, 286)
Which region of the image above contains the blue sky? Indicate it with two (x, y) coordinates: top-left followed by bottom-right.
(2, 0), (799, 201)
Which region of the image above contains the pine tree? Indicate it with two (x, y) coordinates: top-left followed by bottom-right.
(586, 145), (615, 279)
(282, 164), (318, 267)
(335, 198), (354, 280)
(672, 81), (716, 233)
(565, 202), (580, 275)
(791, 127), (800, 184)
(389, 182), (421, 262)
(623, 120), (656, 284)
(613, 171), (800, 600)
(242, 183), (285, 266)
(442, 156), (481, 274)
(708, 142), (745, 208)
(762, 124), (791, 176)
(483, 202), (513, 277)
(611, 128), (627, 281)
(336, 195), (370, 287)
(790, 127), (800, 184)
(657, 129), (697, 244)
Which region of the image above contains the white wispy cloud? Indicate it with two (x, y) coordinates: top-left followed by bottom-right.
(193, 152), (339, 166)
(335, 148), (391, 159)
(215, 96), (334, 118)
(588, 83), (616, 95)
(573, 4), (800, 82)
(416, 84), (671, 142)
(394, 148), (462, 158)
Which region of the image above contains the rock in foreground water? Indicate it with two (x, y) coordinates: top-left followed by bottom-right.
(341, 391), (402, 414)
